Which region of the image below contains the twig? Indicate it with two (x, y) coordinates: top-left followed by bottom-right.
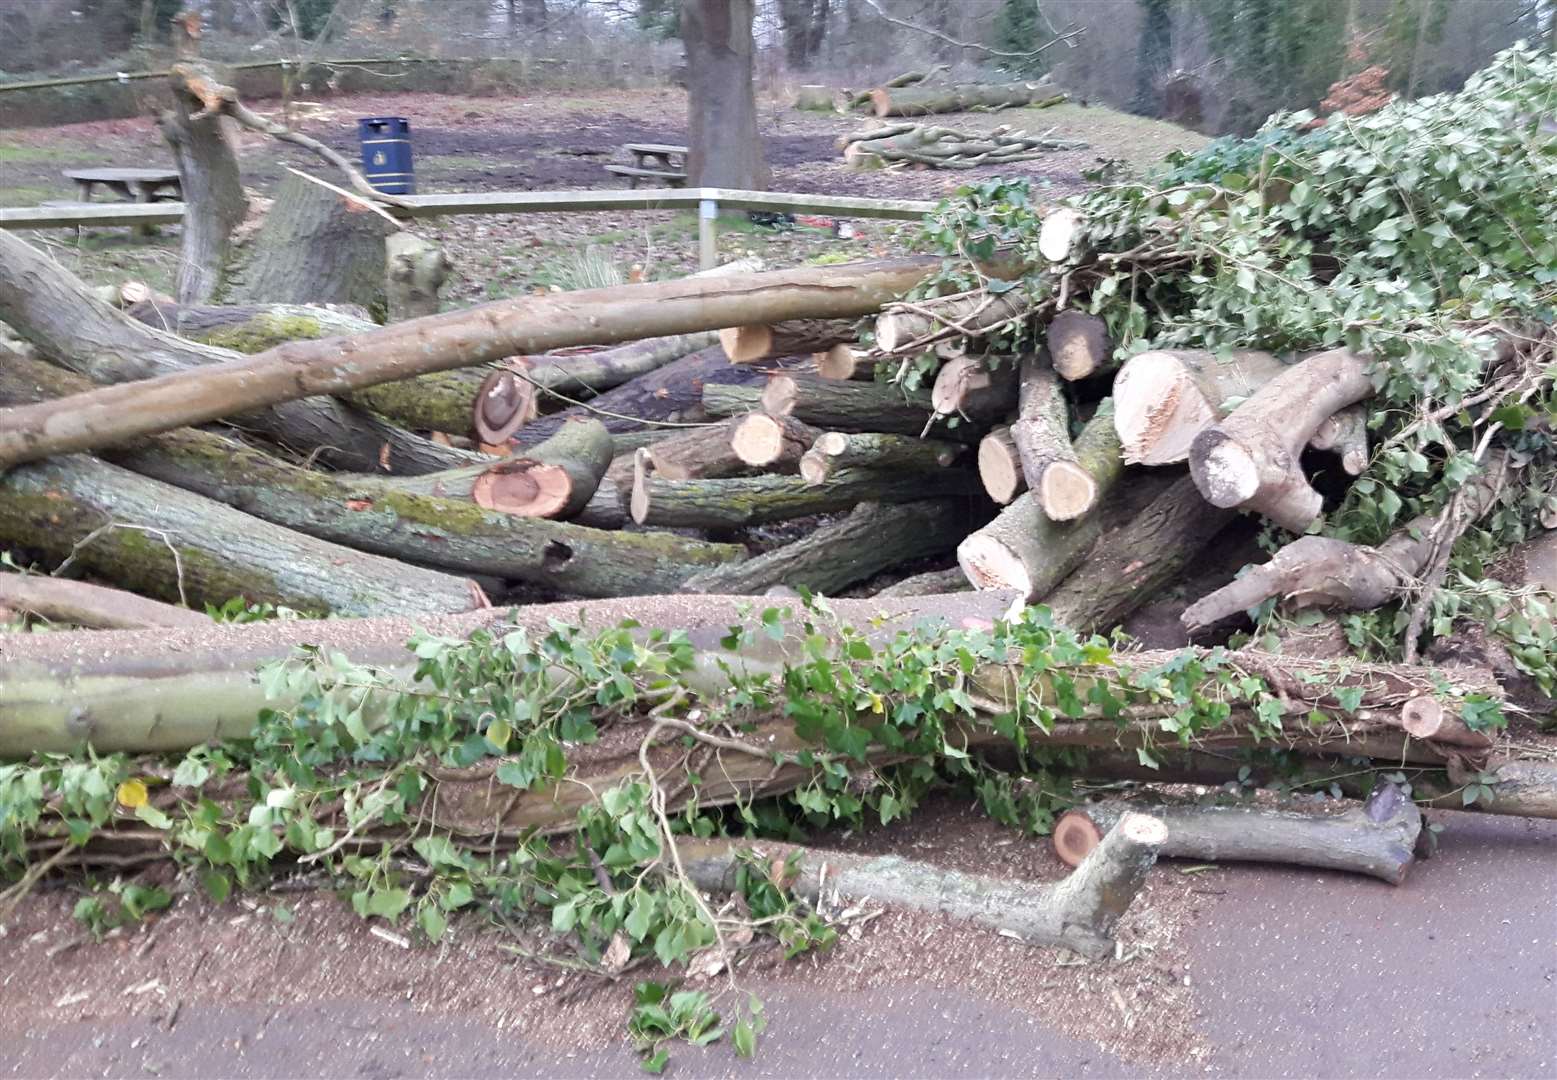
(53, 523), (188, 608)
(857, 0), (1084, 59)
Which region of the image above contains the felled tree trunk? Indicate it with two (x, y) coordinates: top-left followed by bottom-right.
(799, 431), (964, 485)
(731, 414), (821, 470)
(159, 61), (248, 304)
(793, 85), (838, 111)
(875, 566), (971, 596)
(1188, 348), (1372, 532)
(1051, 783), (1422, 884)
(1045, 475), (1234, 633)
(0, 455), (483, 617)
(1008, 354), (1095, 520)
(0, 234), (469, 474)
(0, 575), (212, 631)
(718, 318), (856, 363)
(384, 232), (450, 322)
(226, 172), (393, 312)
(638, 418), (748, 481)
(1181, 459), (1507, 631)
(681, 812), (1165, 961)
(0, 356), (743, 599)
(680, 499), (966, 595)
(1047, 311), (1113, 380)
(0, 255), (964, 471)
(761, 375), (977, 441)
(876, 290), (1032, 354)
(958, 404), (1123, 598)
(631, 453), (976, 528)
(842, 122), (1084, 169)
(1112, 348), (1287, 465)
(871, 80), (1064, 117)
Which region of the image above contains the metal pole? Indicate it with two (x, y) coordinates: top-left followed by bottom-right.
(698, 198), (718, 270)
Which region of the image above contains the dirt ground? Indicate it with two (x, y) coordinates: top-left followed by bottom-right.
(0, 87), (1205, 304)
(1, 796), (1553, 1079)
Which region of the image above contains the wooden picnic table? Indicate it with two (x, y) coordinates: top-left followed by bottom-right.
(63, 167), (182, 204)
(624, 143), (688, 169)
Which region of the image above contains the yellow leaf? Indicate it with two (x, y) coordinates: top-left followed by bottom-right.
(116, 779), (148, 808)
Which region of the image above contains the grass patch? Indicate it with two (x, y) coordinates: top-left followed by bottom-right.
(0, 143), (104, 165)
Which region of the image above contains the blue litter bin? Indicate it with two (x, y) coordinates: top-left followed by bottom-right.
(358, 117), (415, 195)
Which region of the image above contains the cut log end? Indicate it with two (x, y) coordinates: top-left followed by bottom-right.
(956, 534), (1032, 596)
(731, 413), (816, 468)
(473, 367), (537, 444)
(1112, 352), (1217, 466)
(977, 428), (1025, 504)
(816, 343), (871, 380)
(718, 325), (774, 365)
(1195, 436), (1261, 508)
(1399, 694), (1495, 748)
(1047, 311), (1111, 381)
(628, 447), (654, 525)
(1052, 808), (1104, 868)
(470, 460), (573, 519)
(1038, 461), (1098, 521)
(798, 449), (829, 486)
(760, 376), (801, 418)
(1038, 208), (1083, 263)
(1117, 811), (1170, 847)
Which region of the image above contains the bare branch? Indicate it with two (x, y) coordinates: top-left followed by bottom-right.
(856, 0), (1084, 59)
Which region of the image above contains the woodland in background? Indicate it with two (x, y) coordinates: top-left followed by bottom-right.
(5, 0), (1555, 135)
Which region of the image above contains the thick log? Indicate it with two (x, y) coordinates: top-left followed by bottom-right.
(1047, 311), (1113, 381)
(1045, 475), (1235, 633)
(842, 123), (1084, 169)
(876, 290), (1032, 354)
(680, 499), (966, 595)
(226, 172), (392, 311)
(1052, 784), (1421, 884)
(631, 452), (977, 528)
(0, 254), (963, 472)
(798, 430), (964, 486)
(815, 343), (874, 380)
(0, 356), (743, 599)
(1009, 354), (1094, 521)
(874, 566), (971, 597)
(1113, 348), (1288, 466)
(730, 414), (820, 470)
(718, 318), (856, 364)
(0, 455), (483, 617)
(682, 812), (1164, 961)
(1182, 461), (1507, 631)
(977, 426), (1026, 503)
(384, 232), (450, 322)
(794, 85), (839, 111)
(958, 404), (1124, 598)
(159, 61), (247, 305)
(0, 234), (469, 474)
(1189, 348), (1373, 531)
(871, 80), (1064, 117)
(0, 575), (211, 631)
(701, 382), (766, 421)
(930, 354), (1020, 421)
(641, 419), (748, 481)
(761, 374), (977, 441)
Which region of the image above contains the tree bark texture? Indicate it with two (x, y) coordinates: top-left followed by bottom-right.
(0, 455), (483, 617)
(682, 0), (771, 190)
(1112, 348), (1288, 466)
(0, 355), (744, 600)
(680, 499), (966, 595)
(871, 81), (1064, 117)
(799, 430), (964, 485)
(1051, 783), (1421, 884)
(226, 172), (393, 312)
(1188, 348), (1373, 532)
(160, 62), (247, 305)
(631, 459), (977, 528)
(0, 574), (212, 631)
(761, 374), (980, 441)
(384, 232), (450, 322)
(1009, 354), (1094, 520)
(0, 255), (951, 472)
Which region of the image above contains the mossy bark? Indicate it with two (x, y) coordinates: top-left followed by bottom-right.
(633, 464), (978, 528)
(762, 374), (981, 441)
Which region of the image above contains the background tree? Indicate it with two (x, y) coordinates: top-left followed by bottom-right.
(680, 0), (770, 191)
(777, 0), (831, 70)
(1130, 0), (1171, 116)
(992, 0), (1055, 77)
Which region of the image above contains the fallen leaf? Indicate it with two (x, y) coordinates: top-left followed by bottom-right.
(116, 779), (148, 809)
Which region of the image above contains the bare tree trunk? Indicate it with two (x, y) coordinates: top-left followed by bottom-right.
(160, 65), (247, 305)
(682, 0), (771, 190)
(228, 172), (393, 312)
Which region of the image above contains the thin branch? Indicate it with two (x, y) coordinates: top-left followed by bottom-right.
(856, 0), (1084, 59)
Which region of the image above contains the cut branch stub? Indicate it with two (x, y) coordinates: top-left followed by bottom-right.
(1047, 310), (1112, 380)
(473, 365), (532, 444)
(815, 343), (874, 381)
(1188, 348), (1372, 532)
(1308, 404), (1370, 475)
